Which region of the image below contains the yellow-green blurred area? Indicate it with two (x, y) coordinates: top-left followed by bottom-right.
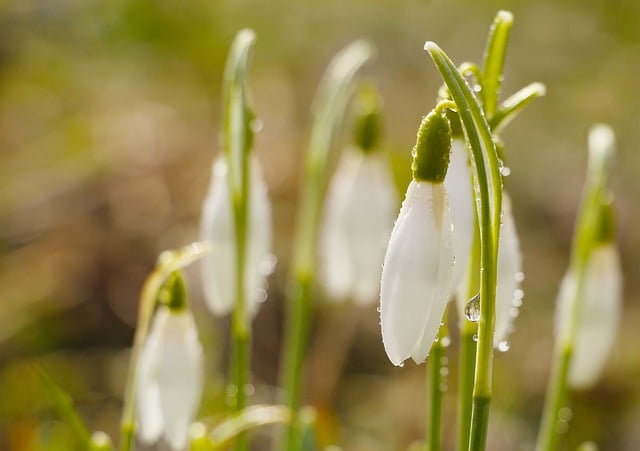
(0, 0), (639, 449)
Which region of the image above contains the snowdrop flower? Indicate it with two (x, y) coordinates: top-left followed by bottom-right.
(137, 274), (204, 450)
(444, 139), (475, 292)
(555, 124), (621, 389)
(380, 107), (454, 366)
(556, 240), (621, 389)
(200, 155), (273, 316)
(319, 90), (396, 305)
(493, 194), (523, 346)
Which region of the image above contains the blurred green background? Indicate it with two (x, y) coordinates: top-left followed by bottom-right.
(0, 0), (638, 449)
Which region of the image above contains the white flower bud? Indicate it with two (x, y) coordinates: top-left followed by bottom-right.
(137, 307), (204, 450)
(200, 156), (273, 316)
(319, 148), (396, 305)
(380, 181), (454, 366)
(556, 244), (622, 389)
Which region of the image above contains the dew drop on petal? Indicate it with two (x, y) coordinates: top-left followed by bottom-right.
(497, 340), (510, 352)
(514, 288), (524, 300)
(515, 271), (525, 282)
(259, 254), (278, 276)
(509, 307), (520, 318)
(465, 294), (481, 322)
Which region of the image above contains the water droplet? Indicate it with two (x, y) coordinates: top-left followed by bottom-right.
(259, 254), (277, 276)
(473, 84), (482, 93)
(509, 307), (520, 318)
(244, 384), (255, 396)
(500, 166), (511, 176)
(514, 289), (524, 300)
(256, 288), (268, 303)
(398, 362), (405, 368)
(376, 306), (381, 313)
(250, 118), (263, 133)
(440, 367), (449, 377)
(512, 297), (523, 308)
(440, 336), (451, 348)
(514, 271), (525, 282)
(558, 407), (573, 421)
(465, 294), (481, 322)
(472, 334), (479, 342)
(226, 384), (238, 396)
(556, 419), (569, 434)
(440, 356), (449, 366)
(497, 340), (510, 352)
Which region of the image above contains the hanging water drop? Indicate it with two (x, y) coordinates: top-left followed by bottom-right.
(500, 166), (511, 176)
(472, 334), (479, 342)
(465, 294), (481, 322)
(497, 340), (510, 352)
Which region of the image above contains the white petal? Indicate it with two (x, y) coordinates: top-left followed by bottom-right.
(245, 158), (274, 316)
(566, 245), (622, 388)
(380, 181), (453, 366)
(200, 158), (236, 315)
(136, 312), (166, 444)
(319, 149), (396, 305)
(200, 156), (273, 317)
(155, 310), (205, 450)
(493, 194), (523, 346)
(444, 140), (475, 297)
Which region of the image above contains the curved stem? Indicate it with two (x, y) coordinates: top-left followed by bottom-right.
(425, 43), (503, 451)
(427, 318), (449, 451)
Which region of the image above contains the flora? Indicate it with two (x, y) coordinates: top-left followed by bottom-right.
(36, 11), (623, 451)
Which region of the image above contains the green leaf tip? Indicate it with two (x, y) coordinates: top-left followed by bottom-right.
(158, 271), (188, 312)
(412, 106), (452, 183)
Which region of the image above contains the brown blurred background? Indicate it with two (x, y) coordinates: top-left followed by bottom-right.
(0, 0), (639, 449)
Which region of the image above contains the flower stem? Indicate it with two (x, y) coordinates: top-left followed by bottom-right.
(535, 347), (571, 451)
(457, 322), (478, 451)
(277, 41), (373, 451)
(427, 319), (449, 451)
(425, 43), (503, 451)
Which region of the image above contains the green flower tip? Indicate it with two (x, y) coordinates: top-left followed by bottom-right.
(158, 271), (188, 312)
(595, 200), (616, 243)
(412, 106), (452, 183)
(353, 82), (382, 152)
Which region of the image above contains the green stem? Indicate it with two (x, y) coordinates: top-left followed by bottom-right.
(427, 320), (448, 451)
(457, 322), (477, 451)
(277, 41), (373, 451)
(457, 210), (481, 451)
(535, 347), (571, 451)
(425, 43), (503, 451)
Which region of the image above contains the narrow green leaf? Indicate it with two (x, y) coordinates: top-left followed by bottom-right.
(481, 10), (514, 118)
(209, 405), (291, 449)
(38, 366), (92, 448)
(490, 82), (546, 133)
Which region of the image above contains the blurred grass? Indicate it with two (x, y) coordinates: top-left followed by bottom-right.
(0, 0), (639, 449)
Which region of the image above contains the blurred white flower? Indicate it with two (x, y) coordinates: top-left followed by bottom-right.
(380, 180), (454, 366)
(137, 306), (204, 450)
(556, 244), (622, 389)
(319, 148), (396, 305)
(493, 194), (523, 346)
(200, 156), (273, 316)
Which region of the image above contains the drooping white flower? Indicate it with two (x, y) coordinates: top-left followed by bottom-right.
(556, 244), (622, 389)
(319, 147), (396, 305)
(380, 181), (454, 365)
(444, 139), (475, 292)
(200, 156), (273, 316)
(137, 306), (204, 450)
(493, 194), (523, 346)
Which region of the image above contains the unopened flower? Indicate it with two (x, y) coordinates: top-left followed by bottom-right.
(493, 194), (523, 346)
(137, 305), (204, 450)
(555, 243), (621, 389)
(444, 139), (475, 291)
(200, 156), (273, 316)
(319, 147), (396, 305)
(380, 107), (454, 366)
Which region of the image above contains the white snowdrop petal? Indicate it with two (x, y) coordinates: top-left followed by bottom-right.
(200, 158), (236, 315)
(246, 158), (274, 315)
(319, 149), (396, 305)
(411, 184), (454, 364)
(493, 194), (522, 346)
(136, 312), (166, 444)
(444, 140), (475, 296)
(381, 181), (448, 366)
(156, 310), (205, 450)
(568, 245), (622, 388)
(200, 156), (273, 317)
